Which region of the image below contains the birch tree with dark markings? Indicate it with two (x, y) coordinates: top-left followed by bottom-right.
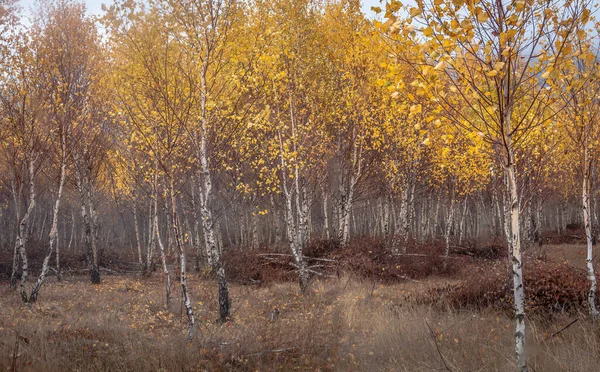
(550, 35), (600, 319)
(383, 0), (591, 369)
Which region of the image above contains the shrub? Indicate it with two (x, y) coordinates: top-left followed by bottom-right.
(331, 237), (460, 282)
(222, 248), (295, 285)
(222, 237), (462, 286)
(303, 238), (340, 258)
(422, 258), (593, 315)
(451, 241), (505, 260)
(543, 229), (585, 245)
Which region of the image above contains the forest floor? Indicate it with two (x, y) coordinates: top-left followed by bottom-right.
(1, 244), (600, 372)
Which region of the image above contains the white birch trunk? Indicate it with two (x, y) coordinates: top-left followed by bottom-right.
(88, 187), (100, 282)
(278, 131), (309, 292)
(299, 190), (311, 247)
(420, 197), (429, 243)
(458, 197), (468, 246)
(30, 133), (67, 303)
(169, 177), (195, 339)
(164, 192), (172, 254)
(39, 212), (47, 242)
(503, 176), (512, 251)
(408, 182), (416, 239)
(270, 196), (282, 245)
(133, 191), (143, 266)
(152, 171), (171, 307)
(284, 188), (309, 291)
(72, 151), (100, 284)
(55, 228), (61, 281)
(583, 152), (599, 318)
(398, 184), (410, 253)
(197, 63), (230, 321)
(445, 193), (455, 258)
(535, 196), (542, 245)
(431, 190), (441, 238)
(190, 182), (203, 271)
(524, 195), (533, 249)
(507, 157), (526, 372)
(323, 190), (330, 239)
(383, 196), (391, 241)
(492, 188), (501, 240)
(154, 196), (171, 307)
(15, 156), (36, 302)
(146, 198), (155, 272)
(561, 201), (568, 234)
(251, 205), (259, 250)
(68, 209), (74, 251)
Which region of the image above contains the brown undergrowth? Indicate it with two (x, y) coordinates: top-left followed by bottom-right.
(223, 237), (464, 285)
(422, 256), (595, 317)
(1, 264), (600, 371)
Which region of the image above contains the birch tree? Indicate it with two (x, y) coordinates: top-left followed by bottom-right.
(321, 0), (376, 246)
(382, 0), (590, 369)
(0, 14), (46, 300)
(56, 2), (108, 286)
(260, 0), (332, 291)
(157, 0), (262, 321)
(550, 37), (600, 318)
(105, 2), (196, 332)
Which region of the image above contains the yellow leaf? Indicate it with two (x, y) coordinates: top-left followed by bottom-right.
(434, 60), (447, 71)
(514, 1), (524, 12)
(582, 8), (591, 23)
(410, 104), (422, 115)
(541, 67), (553, 79)
(476, 8), (488, 22)
(409, 7), (422, 17)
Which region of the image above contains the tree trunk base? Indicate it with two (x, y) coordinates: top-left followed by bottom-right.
(218, 267), (231, 323)
(90, 267), (101, 284)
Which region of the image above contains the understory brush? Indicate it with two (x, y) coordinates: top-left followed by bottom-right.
(1, 272), (600, 371)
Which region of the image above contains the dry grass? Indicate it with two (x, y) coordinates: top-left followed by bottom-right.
(1, 244), (600, 371)
(543, 244), (588, 270)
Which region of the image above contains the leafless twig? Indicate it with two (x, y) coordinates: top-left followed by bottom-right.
(551, 318), (579, 338)
(425, 321), (453, 372)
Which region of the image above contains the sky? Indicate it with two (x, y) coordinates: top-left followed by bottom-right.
(19, 0), (104, 18)
(18, 0), (386, 19)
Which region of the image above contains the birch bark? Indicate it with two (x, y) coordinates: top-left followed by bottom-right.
(445, 189), (455, 258)
(278, 131), (309, 292)
(13, 156), (36, 302)
(132, 190), (143, 266)
(583, 150), (599, 318)
(29, 131), (67, 303)
(151, 168), (171, 307)
(169, 176), (195, 339)
(196, 59), (230, 321)
(507, 158), (526, 371)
